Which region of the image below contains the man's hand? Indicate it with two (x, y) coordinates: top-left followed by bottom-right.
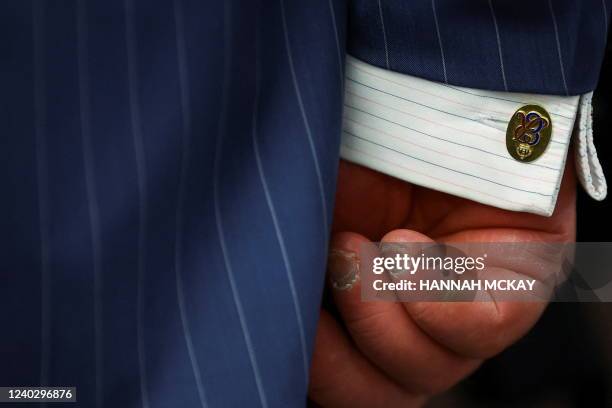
(308, 159), (576, 407)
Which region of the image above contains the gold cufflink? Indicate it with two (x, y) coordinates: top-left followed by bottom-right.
(506, 104), (552, 162)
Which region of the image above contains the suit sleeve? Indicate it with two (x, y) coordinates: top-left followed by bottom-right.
(343, 0), (609, 215)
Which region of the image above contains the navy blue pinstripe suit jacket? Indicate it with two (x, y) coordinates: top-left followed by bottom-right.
(0, 1), (609, 407)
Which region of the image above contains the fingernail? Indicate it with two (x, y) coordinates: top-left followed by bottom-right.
(379, 243), (407, 277)
(328, 249), (359, 291)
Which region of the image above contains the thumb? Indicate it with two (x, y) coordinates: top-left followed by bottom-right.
(326, 231), (480, 394)
(383, 229), (547, 359)
(309, 310), (423, 408)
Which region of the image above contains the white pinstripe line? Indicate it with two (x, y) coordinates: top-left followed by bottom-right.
(279, 0), (329, 236)
(328, 0), (344, 88)
(548, 0), (569, 96)
(32, 1), (50, 399)
(487, 0), (508, 91)
(376, 0), (390, 69)
(76, 3), (103, 407)
(213, 2), (268, 407)
(431, 0), (447, 83)
(173, 1), (209, 407)
(124, 1), (150, 407)
(252, 39), (309, 383)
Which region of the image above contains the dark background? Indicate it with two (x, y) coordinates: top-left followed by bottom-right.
(429, 35), (612, 408)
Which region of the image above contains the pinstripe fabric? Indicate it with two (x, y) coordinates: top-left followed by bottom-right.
(349, 0), (611, 94)
(547, 0), (569, 96)
(123, 2), (151, 407)
(376, 0), (390, 69)
(1, 0), (344, 407)
(212, 3), (269, 407)
(430, 0), (447, 84)
(252, 26), (309, 382)
(487, 0), (508, 92)
(0, 0), (609, 407)
(280, 0), (330, 238)
(345, 0), (610, 215)
(172, 1), (209, 407)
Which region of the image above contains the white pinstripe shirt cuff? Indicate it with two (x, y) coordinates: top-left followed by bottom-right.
(341, 55), (607, 217)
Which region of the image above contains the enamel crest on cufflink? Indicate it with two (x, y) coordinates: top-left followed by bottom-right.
(506, 105), (552, 162)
